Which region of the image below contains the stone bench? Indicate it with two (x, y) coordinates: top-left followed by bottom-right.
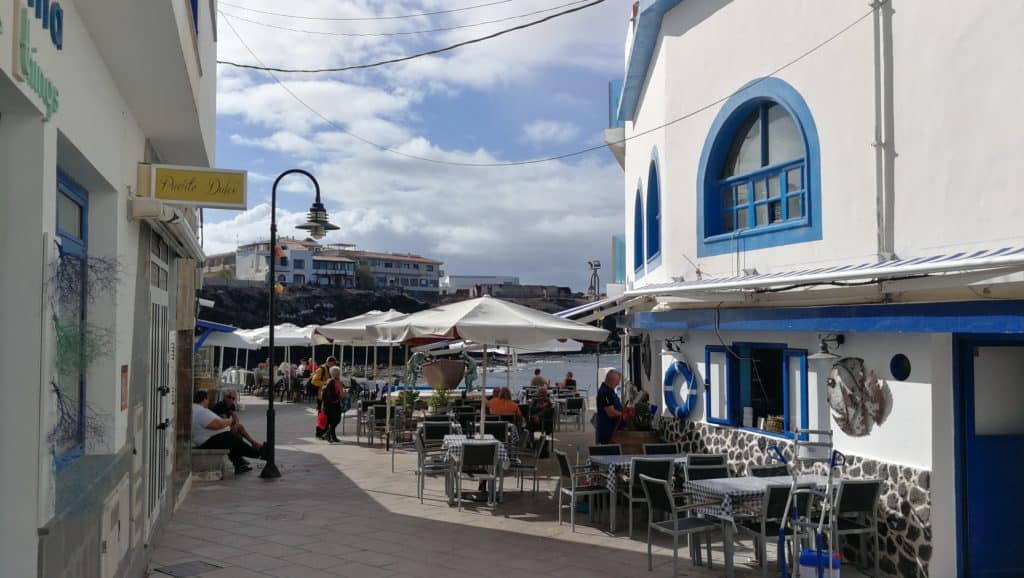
(192, 449), (230, 482)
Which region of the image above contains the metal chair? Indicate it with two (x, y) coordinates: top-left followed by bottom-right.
(509, 433), (547, 494)
(421, 421), (453, 448)
(563, 396), (585, 430)
(618, 458), (674, 537)
(639, 474), (721, 578)
(455, 441), (499, 510)
(422, 414), (451, 423)
(555, 450), (611, 532)
(483, 420), (510, 442)
(832, 479), (883, 577)
(414, 433), (451, 503)
(588, 444), (623, 456)
(643, 442), (681, 455)
(737, 483), (815, 578)
(686, 453), (727, 466)
(683, 463), (731, 481)
(367, 404), (389, 446)
(748, 463), (789, 478)
(355, 400), (382, 443)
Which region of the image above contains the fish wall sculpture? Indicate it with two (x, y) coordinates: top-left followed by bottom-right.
(826, 357), (893, 436)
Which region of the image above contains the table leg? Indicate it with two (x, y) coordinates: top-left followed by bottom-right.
(723, 520), (735, 578)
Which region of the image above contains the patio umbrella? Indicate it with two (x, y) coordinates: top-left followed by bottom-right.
(370, 296), (609, 434)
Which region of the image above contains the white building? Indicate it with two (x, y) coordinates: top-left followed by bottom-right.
(440, 274), (519, 295)
(602, 2), (1024, 576)
(0, 1), (216, 577)
(235, 237), (317, 285)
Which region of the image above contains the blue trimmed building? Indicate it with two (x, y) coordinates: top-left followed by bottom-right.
(606, 2), (1024, 576)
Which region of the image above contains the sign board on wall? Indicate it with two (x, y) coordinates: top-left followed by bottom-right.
(150, 165), (247, 210)
(12, 0), (62, 120)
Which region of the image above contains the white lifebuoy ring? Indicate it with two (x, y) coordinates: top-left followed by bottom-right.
(663, 360), (698, 419)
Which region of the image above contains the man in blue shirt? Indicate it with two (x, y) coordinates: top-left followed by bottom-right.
(595, 368), (624, 444)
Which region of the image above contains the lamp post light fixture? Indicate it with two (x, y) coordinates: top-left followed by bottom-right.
(261, 169), (338, 480)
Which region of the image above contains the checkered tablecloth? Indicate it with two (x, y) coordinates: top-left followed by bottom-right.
(683, 474), (830, 519)
(441, 434), (510, 469)
(588, 455), (688, 494)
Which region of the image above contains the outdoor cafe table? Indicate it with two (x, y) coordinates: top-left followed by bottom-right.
(683, 474), (831, 578)
(589, 454), (688, 534)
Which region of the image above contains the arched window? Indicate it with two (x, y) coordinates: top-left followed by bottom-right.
(697, 77), (821, 257)
(645, 159), (661, 262)
(633, 188), (644, 273)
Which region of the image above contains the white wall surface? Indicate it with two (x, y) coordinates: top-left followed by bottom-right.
(892, 1), (1024, 257)
(652, 329), (938, 470)
(622, 0), (1024, 287)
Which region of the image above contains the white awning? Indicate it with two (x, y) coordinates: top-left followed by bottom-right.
(627, 245), (1024, 297)
(556, 295), (648, 324)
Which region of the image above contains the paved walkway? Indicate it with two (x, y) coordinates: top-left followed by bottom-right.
(148, 396), (769, 578)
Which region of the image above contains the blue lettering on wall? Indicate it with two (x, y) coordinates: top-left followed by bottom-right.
(26, 0), (63, 50)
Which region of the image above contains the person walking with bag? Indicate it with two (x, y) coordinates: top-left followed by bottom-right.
(322, 365), (348, 443)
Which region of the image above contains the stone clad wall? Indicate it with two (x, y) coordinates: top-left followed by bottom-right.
(657, 417), (932, 578)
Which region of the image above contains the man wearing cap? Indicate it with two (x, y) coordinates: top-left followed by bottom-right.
(595, 368), (624, 444)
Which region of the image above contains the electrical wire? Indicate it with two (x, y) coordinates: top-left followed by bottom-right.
(219, 3), (880, 168)
(218, 0), (604, 73)
(217, 0), (591, 38)
(219, 0), (513, 21)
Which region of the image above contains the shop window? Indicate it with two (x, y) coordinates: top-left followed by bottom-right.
(697, 77), (821, 257)
(704, 343), (808, 437)
(54, 171), (88, 468)
(293, 274), (305, 284)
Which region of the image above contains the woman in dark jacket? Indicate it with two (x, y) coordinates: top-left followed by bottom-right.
(322, 366), (348, 443)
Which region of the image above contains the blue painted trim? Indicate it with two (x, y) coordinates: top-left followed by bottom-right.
(627, 300), (1024, 335)
(196, 319), (237, 333)
(704, 345), (735, 426)
(194, 328), (212, 353)
(633, 187), (644, 275)
(784, 348), (809, 439)
(696, 77), (822, 257)
(646, 151), (662, 262)
(618, 0), (685, 122)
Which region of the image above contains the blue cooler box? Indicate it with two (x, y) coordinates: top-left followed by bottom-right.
(798, 549), (841, 577)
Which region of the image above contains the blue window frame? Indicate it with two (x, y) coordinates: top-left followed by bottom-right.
(645, 157), (661, 265)
(190, 0), (199, 33)
(697, 77), (821, 257)
(633, 188), (644, 275)
(55, 171), (88, 469)
(704, 342), (808, 437)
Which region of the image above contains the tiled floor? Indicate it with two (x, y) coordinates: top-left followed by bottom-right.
(148, 396), (835, 578)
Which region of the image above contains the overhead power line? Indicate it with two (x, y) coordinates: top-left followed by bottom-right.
(217, 0), (605, 73)
(217, 0), (591, 38)
(219, 4), (879, 167)
(218, 0), (513, 22)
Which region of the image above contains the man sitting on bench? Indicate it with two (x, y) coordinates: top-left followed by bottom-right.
(211, 390), (263, 452)
(192, 389), (265, 474)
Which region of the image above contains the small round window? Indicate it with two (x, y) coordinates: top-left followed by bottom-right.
(890, 354), (911, 381)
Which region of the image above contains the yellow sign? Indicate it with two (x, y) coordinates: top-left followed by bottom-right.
(151, 165), (247, 210)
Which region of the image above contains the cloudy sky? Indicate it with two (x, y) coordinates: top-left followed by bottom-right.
(206, 0), (628, 291)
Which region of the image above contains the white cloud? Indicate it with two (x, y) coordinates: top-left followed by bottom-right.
(521, 120), (581, 146)
(210, 0), (630, 289)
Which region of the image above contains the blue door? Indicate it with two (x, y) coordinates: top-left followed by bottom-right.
(957, 338), (1024, 577)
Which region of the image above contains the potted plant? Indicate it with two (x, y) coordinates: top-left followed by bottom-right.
(428, 385), (451, 415)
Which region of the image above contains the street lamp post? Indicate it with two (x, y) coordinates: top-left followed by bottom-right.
(261, 169), (338, 480)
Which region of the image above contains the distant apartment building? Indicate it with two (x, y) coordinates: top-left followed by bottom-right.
(440, 274), (519, 295)
(208, 239), (440, 294)
(311, 254), (356, 287)
(345, 250), (443, 298)
(234, 237), (317, 285)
